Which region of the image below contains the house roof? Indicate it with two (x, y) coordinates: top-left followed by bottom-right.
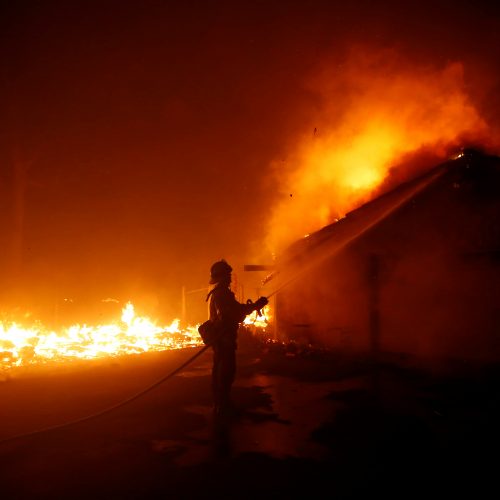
(279, 149), (500, 271)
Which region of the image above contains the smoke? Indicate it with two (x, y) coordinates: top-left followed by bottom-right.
(264, 46), (495, 255)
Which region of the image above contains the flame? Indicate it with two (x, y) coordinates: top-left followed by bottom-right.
(266, 47), (494, 253)
(0, 302), (203, 370)
(0, 301), (273, 371)
(243, 306), (272, 330)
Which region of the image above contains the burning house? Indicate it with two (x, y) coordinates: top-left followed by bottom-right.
(274, 150), (500, 367)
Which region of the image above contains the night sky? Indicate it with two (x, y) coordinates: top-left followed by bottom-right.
(1, 0), (499, 322)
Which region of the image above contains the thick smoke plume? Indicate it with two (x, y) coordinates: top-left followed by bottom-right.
(265, 46), (494, 255)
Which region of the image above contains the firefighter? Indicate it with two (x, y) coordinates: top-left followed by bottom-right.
(206, 259), (268, 418)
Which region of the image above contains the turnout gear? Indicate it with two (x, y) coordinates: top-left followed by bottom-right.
(204, 260), (269, 418)
(209, 260), (233, 284)
(246, 296), (269, 317)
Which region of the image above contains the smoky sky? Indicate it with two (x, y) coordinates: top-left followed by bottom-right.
(0, 0), (499, 320)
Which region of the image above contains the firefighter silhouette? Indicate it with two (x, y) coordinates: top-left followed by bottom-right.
(206, 260), (268, 418)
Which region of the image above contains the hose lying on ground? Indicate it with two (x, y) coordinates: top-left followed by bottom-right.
(0, 343), (212, 446)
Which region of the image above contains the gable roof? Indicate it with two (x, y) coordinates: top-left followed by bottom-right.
(279, 149), (500, 271)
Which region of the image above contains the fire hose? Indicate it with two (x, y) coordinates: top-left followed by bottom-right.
(0, 221), (388, 446)
(0, 168), (441, 446)
(0, 299), (269, 446)
(0, 343), (213, 445)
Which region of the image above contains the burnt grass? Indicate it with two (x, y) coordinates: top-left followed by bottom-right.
(1, 336), (499, 499)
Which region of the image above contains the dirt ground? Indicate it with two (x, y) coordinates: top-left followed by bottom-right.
(0, 335), (499, 499)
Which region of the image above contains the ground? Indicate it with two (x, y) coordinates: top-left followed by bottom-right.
(0, 333), (499, 499)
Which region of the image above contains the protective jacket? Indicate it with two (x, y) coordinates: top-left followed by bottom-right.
(208, 285), (255, 347)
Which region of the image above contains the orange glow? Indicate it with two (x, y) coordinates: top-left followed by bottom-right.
(0, 302), (203, 370)
(0, 302), (274, 371)
(243, 305), (272, 331)
(266, 48), (493, 253)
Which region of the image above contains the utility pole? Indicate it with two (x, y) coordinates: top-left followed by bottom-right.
(181, 286), (186, 324)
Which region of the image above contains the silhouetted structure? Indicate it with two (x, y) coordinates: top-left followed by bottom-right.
(275, 150), (500, 369)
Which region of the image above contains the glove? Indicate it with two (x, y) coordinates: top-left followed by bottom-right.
(254, 296), (268, 311)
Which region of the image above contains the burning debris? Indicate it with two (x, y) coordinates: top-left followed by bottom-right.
(0, 302), (201, 370)
(243, 308), (272, 330)
(0, 301), (272, 371)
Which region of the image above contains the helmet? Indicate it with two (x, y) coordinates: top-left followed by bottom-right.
(209, 260), (232, 284)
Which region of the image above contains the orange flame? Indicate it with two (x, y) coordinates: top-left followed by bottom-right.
(0, 301), (274, 371)
(0, 302), (203, 370)
(266, 47), (492, 253)
(243, 305), (272, 331)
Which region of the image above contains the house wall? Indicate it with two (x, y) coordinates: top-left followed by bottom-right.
(277, 160), (500, 363)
